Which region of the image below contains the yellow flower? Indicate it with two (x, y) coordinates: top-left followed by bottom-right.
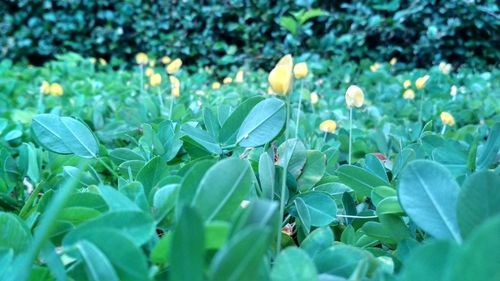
(169, 75), (180, 97)
(149, 61), (156, 67)
(450, 85), (458, 97)
(166, 58), (182, 74)
(415, 75), (430, 90)
(390, 57), (397, 65)
(403, 89), (415, 100)
(440, 112), (455, 126)
(267, 86), (275, 95)
(345, 85), (364, 108)
(310, 92), (319, 105)
(235, 70), (244, 83)
(268, 54), (293, 95)
(319, 120), (337, 133)
(223, 77), (232, 84)
(403, 80), (411, 89)
(439, 62), (452, 75)
(145, 67), (154, 77)
(150, 73), (162, 87)
(370, 63), (381, 72)
(135, 52), (149, 65)
(212, 82), (221, 89)
(49, 83), (64, 96)
(161, 56), (171, 65)
(40, 81), (50, 94)
(293, 62), (308, 79)
(99, 58), (107, 66)
(89, 58), (96, 65)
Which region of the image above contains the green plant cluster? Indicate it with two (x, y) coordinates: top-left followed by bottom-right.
(0, 53), (499, 280)
(1, 0), (499, 68)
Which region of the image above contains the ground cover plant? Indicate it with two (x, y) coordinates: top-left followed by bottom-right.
(0, 52), (499, 280)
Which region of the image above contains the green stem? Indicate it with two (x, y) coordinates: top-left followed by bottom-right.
(19, 181), (44, 219)
(96, 157), (119, 180)
(37, 91), (44, 113)
(441, 125), (447, 135)
(348, 107), (353, 165)
(169, 96), (175, 120)
(277, 95), (291, 255)
(418, 90), (425, 124)
(140, 65), (144, 96)
(157, 87), (164, 113)
(322, 131), (327, 148)
(294, 79), (304, 138)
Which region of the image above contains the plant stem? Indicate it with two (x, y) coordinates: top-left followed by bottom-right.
(139, 65), (144, 95)
(418, 90), (425, 124)
(322, 131), (327, 148)
(277, 95), (291, 255)
(37, 91), (44, 113)
(19, 181), (44, 219)
(348, 107), (353, 165)
(294, 79), (304, 138)
(169, 96), (175, 120)
(96, 157), (119, 179)
(441, 125), (447, 135)
(157, 87), (164, 113)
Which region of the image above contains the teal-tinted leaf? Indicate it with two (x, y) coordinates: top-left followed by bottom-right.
(476, 123), (500, 170)
(219, 96), (264, 145)
(237, 98), (286, 147)
(76, 240), (120, 281)
(364, 154), (389, 184)
(171, 207), (204, 281)
(314, 245), (371, 278)
(297, 150), (326, 191)
(392, 148), (415, 179)
(398, 160), (462, 242)
(300, 227), (334, 259)
(136, 156), (170, 198)
(0, 212), (31, 253)
(337, 165), (388, 198)
(209, 227), (272, 281)
(271, 247), (318, 281)
(295, 197), (311, 233)
(193, 158), (253, 222)
(258, 152), (275, 200)
(278, 138), (307, 178)
(181, 124), (222, 155)
(294, 192), (337, 227)
(457, 171), (500, 238)
(203, 107), (220, 140)
(376, 196), (404, 216)
(98, 185), (140, 211)
(31, 114), (98, 158)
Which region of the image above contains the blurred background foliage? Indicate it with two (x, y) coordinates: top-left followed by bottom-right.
(1, 0), (498, 69)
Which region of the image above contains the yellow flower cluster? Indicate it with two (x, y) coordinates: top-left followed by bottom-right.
(40, 81), (64, 96)
(403, 89), (415, 100)
(319, 120), (337, 133)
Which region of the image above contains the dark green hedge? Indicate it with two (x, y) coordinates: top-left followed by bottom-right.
(1, 0), (498, 68)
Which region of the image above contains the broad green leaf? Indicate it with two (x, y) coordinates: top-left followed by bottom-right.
(450, 215), (500, 281)
(136, 156), (170, 197)
(314, 245), (372, 278)
(193, 158), (253, 222)
(279, 16), (298, 35)
(271, 247), (318, 281)
(181, 124), (222, 155)
(219, 96), (264, 145)
(392, 148), (415, 178)
(209, 227), (272, 281)
(171, 207), (204, 281)
(293, 192), (337, 227)
(398, 160), (462, 242)
(295, 197), (311, 233)
(364, 154), (389, 184)
(0, 212), (31, 253)
(203, 107), (220, 140)
(237, 98), (286, 147)
(337, 165), (388, 198)
(361, 215), (410, 244)
(371, 186), (396, 206)
(297, 150), (326, 191)
(65, 211), (155, 246)
(31, 114), (98, 158)
(457, 171), (500, 238)
(476, 122), (500, 169)
(376, 196), (404, 216)
(399, 240), (459, 281)
(76, 240), (120, 281)
(98, 185), (140, 211)
(278, 138), (307, 178)
(300, 227), (334, 259)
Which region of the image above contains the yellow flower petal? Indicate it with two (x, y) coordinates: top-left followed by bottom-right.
(166, 58), (182, 74)
(345, 85), (364, 108)
(319, 120), (337, 133)
(150, 73), (162, 87)
(293, 62), (308, 79)
(135, 52), (149, 65)
(440, 112), (455, 126)
(169, 76), (180, 97)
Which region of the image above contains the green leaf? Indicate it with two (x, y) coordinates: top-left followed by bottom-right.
(0, 212), (31, 253)
(300, 227), (334, 259)
(76, 240), (120, 281)
(295, 197), (311, 233)
(399, 240), (459, 281)
(398, 160), (462, 242)
(237, 98), (286, 147)
(65, 211), (155, 247)
(364, 154), (389, 184)
(203, 107), (221, 140)
(279, 16), (298, 35)
(271, 247), (318, 281)
(98, 185), (141, 211)
(171, 207), (204, 281)
(258, 152), (275, 200)
(314, 245), (371, 278)
(361, 215), (410, 244)
(297, 150), (326, 191)
(193, 158), (253, 222)
(219, 96), (264, 145)
(376, 196), (404, 216)
(136, 156), (170, 198)
(278, 138), (307, 178)
(337, 165), (388, 198)
(31, 114), (98, 158)
(209, 227), (272, 281)
(450, 215), (500, 281)
(456, 171), (500, 238)
(298, 9), (328, 24)
(476, 123), (500, 169)
(181, 124), (222, 155)
(293, 192), (337, 227)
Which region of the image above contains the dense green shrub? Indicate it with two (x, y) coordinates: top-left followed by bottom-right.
(1, 0), (498, 68)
